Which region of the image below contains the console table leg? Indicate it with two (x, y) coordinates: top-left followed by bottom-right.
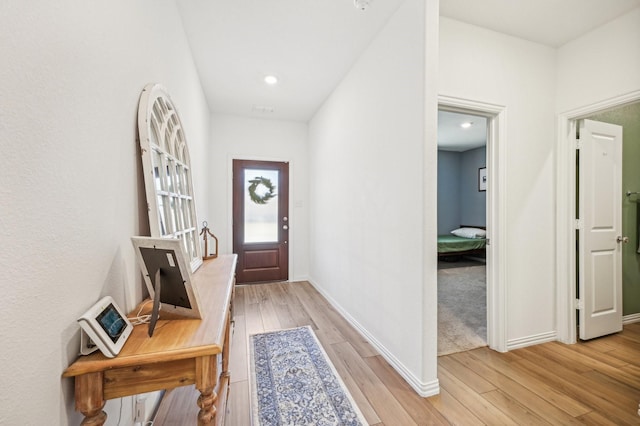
(197, 388), (217, 425)
(222, 310), (231, 375)
(80, 412), (107, 426)
(196, 355), (218, 425)
(76, 372), (107, 426)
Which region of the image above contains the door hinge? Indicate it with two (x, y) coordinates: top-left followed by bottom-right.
(576, 139), (582, 150)
(575, 219), (582, 230)
(485, 238), (490, 246)
(575, 299), (583, 310)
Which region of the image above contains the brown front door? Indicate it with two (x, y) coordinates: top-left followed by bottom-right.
(233, 160), (289, 284)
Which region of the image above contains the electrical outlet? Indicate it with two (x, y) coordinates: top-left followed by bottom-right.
(134, 399), (146, 423)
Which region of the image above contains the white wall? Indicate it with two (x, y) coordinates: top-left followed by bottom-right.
(309, 0), (434, 393)
(209, 114), (310, 281)
(0, 1), (210, 424)
(557, 7), (640, 113)
(439, 18), (558, 346)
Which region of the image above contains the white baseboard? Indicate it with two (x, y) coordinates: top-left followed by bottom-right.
(307, 278), (439, 397)
(623, 313), (640, 324)
(507, 331), (557, 351)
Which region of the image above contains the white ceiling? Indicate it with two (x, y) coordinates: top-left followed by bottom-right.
(176, 0), (640, 123)
(176, 0), (405, 122)
(440, 0), (640, 47)
(438, 110), (487, 152)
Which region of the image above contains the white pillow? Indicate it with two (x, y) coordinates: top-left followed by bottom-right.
(451, 227), (486, 239)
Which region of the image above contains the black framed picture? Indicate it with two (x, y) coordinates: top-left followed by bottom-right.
(478, 167), (487, 192)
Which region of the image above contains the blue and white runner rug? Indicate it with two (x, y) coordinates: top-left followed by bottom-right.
(250, 326), (368, 425)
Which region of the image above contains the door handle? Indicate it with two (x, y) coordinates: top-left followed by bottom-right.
(616, 236), (629, 243)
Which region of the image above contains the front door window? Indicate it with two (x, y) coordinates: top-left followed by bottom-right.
(244, 169), (279, 243)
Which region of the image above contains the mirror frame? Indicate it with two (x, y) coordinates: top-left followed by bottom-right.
(137, 83), (202, 272)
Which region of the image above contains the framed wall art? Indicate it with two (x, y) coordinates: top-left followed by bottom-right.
(479, 167), (487, 192)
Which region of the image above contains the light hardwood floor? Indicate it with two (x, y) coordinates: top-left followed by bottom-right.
(155, 281), (640, 425)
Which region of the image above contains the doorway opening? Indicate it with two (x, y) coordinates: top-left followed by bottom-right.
(232, 159), (290, 284)
(570, 102), (640, 340)
(437, 109), (488, 355)
(556, 92), (640, 344)
(437, 95), (507, 353)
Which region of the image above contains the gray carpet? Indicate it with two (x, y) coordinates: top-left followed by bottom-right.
(438, 265), (487, 356)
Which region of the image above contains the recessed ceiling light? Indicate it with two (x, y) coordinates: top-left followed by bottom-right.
(460, 122), (473, 129)
(264, 75), (278, 85)
(354, 0), (372, 10)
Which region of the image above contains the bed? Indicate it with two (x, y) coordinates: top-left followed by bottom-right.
(438, 226), (487, 258)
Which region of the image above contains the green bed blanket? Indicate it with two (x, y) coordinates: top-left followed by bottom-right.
(437, 234), (486, 253)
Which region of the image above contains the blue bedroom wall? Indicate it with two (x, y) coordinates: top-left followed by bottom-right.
(437, 150), (461, 234)
(460, 146), (486, 226)
(437, 146), (486, 235)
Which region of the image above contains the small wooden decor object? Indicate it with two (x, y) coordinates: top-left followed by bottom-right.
(200, 221), (218, 260)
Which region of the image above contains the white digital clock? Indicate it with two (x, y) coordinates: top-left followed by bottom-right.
(78, 296), (133, 358)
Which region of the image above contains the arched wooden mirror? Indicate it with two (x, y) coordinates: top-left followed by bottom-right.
(137, 83), (202, 272)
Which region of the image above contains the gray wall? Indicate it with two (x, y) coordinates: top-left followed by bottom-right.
(437, 147), (486, 235)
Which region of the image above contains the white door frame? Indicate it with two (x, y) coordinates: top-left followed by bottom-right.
(438, 95), (508, 352)
(556, 90), (640, 344)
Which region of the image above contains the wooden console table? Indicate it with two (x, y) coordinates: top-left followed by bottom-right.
(63, 254), (237, 426)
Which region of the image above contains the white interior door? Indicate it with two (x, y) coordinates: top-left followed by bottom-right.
(578, 119), (623, 340)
